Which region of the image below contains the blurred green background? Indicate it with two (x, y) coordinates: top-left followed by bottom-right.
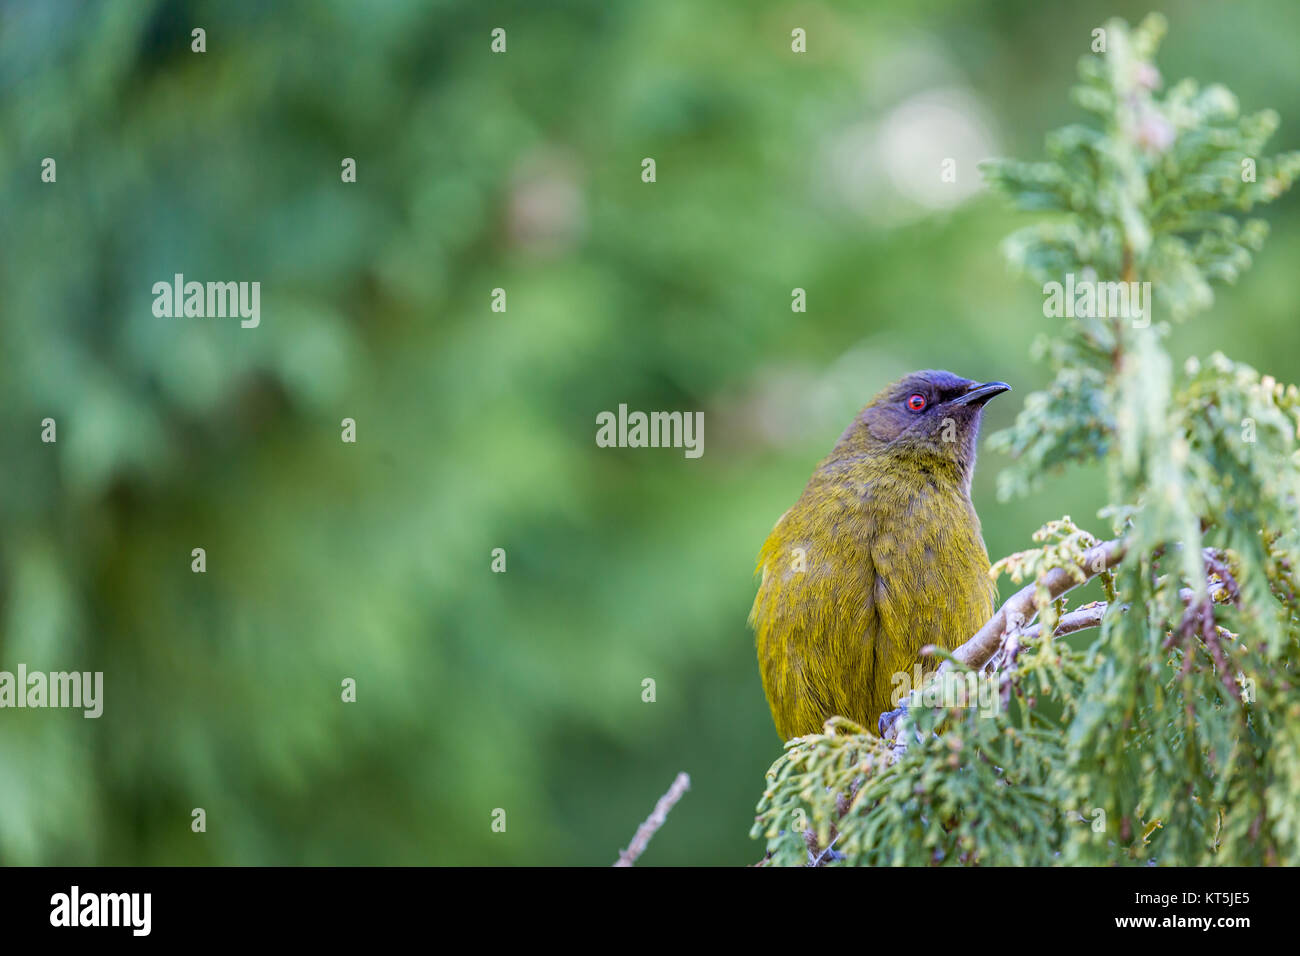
(1, 0), (1297, 865)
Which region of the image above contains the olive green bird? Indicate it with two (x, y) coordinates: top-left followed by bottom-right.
(750, 370), (1010, 740)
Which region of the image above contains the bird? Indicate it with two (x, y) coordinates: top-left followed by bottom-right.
(749, 370), (1010, 740)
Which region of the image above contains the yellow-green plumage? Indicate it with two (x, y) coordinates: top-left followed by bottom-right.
(750, 370), (1008, 740)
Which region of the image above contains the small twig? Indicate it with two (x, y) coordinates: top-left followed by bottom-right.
(613, 772), (691, 867)
(810, 832), (841, 866)
(1166, 590), (1239, 694)
(1019, 601), (1110, 641)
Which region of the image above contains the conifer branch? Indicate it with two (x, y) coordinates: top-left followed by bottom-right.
(938, 538), (1127, 673)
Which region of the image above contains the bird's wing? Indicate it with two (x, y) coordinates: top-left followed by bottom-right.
(751, 488), (882, 737)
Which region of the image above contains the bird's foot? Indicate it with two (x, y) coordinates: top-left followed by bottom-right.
(878, 703), (908, 739)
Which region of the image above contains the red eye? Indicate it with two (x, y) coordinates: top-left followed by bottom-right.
(906, 393), (927, 412)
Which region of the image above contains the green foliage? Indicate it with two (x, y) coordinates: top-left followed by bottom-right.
(4, 1), (1299, 869)
(755, 15), (1300, 866)
(987, 12), (1300, 498)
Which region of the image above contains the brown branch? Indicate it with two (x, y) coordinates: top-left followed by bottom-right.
(959, 558), (1239, 686)
(937, 538), (1127, 675)
(884, 540), (1244, 746)
(613, 772), (691, 867)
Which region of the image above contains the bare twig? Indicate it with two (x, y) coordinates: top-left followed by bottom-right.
(613, 772), (691, 867)
(1019, 600), (1110, 642)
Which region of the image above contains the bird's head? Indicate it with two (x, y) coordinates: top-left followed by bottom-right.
(832, 370), (1011, 489)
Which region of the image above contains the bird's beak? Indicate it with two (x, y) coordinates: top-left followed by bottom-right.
(951, 381), (1012, 407)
